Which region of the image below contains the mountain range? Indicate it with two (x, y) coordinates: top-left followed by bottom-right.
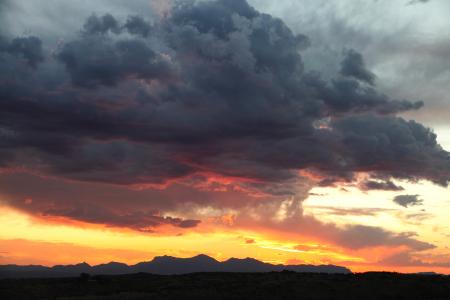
(0, 255), (351, 278)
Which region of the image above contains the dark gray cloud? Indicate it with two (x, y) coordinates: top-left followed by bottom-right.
(57, 37), (172, 87)
(43, 205), (200, 231)
(361, 179), (404, 191)
(124, 16), (153, 37)
(393, 195), (423, 208)
(333, 115), (449, 185)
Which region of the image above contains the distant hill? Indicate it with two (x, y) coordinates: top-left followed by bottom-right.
(0, 254), (351, 278)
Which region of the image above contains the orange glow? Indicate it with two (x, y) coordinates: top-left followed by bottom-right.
(0, 205), (447, 274)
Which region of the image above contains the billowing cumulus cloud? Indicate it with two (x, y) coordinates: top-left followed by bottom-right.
(0, 0), (447, 248)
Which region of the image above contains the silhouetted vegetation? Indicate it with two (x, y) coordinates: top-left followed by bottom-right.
(1, 272), (450, 300)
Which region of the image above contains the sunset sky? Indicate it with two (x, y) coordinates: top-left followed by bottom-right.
(1, 0), (450, 274)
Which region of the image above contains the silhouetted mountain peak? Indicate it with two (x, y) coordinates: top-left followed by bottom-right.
(191, 254), (218, 263)
(79, 262), (91, 267)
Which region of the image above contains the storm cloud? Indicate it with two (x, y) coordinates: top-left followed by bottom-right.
(0, 0), (448, 241)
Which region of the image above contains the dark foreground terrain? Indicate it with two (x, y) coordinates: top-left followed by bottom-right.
(1, 272), (450, 300)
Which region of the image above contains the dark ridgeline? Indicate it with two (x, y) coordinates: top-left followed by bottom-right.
(2, 255), (449, 300)
(0, 254), (350, 278)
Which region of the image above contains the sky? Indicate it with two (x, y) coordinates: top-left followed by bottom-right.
(0, 0), (449, 273)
